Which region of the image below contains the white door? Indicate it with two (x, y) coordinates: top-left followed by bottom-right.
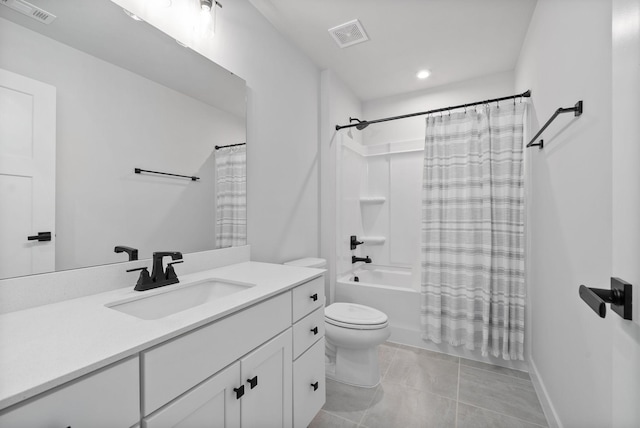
(612, 0), (640, 426)
(0, 68), (56, 278)
(240, 330), (292, 428)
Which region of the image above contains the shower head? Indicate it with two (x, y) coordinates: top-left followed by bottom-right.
(348, 117), (369, 131)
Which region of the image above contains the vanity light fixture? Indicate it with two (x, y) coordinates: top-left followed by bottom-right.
(196, 0), (222, 39)
(416, 69), (431, 79)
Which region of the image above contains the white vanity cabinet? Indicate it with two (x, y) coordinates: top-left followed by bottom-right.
(0, 271), (325, 428)
(142, 274), (324, 428)
(141, 292), (292, 415)
(0, 356), (140, 428)
(143, 330), (292, 428)
(291, 276), (326, 428)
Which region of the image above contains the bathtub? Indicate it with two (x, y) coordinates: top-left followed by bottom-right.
(335, 264), (528, 371)
(336, 265), (420, 335)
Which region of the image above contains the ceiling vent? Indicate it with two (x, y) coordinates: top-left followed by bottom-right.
(328, 19), (369, 49)
(0, 0), (56, 24)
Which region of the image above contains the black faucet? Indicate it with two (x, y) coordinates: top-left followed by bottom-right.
(114, 245), (138, 261)
(352, 255), (372, 264)
(127, 251), (183, 291)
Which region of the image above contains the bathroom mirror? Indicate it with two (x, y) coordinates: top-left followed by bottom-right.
(0, 0), (247, 280)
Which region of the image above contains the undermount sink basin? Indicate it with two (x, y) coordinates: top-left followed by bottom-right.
(106, 279), (255, 320)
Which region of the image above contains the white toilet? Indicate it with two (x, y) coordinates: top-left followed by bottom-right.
(284, 258), (391, 388)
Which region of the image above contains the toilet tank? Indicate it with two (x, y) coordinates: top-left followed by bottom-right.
(283, 258), (327, 269)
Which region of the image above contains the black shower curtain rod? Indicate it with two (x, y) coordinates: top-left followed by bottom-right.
(335, 90), (532, 131)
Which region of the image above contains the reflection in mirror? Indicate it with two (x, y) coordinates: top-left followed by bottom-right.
(0, 0), (247, 280)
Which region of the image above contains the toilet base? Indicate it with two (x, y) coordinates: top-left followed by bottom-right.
(325, 346), (381, 388)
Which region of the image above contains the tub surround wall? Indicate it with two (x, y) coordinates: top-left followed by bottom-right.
(515, 0), (613, 426)
(0, 246), (250, 315)
(320, 70), (364, 304)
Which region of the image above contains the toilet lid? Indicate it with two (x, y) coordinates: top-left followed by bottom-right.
(325, 303), (388, 327)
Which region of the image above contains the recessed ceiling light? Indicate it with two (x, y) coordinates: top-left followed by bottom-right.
(123, 9), (144, 21)
(416, 70), (431, 79)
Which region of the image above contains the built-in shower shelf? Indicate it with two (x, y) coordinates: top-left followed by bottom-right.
(359, 196), (386, 204)
(360, 236), (385, 245)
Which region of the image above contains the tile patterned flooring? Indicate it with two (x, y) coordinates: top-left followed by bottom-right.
(310, 342), (548, 428)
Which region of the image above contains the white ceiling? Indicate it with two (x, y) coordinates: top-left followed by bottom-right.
(249, 0), (538, 101)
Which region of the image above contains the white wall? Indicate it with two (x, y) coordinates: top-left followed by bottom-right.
(320, 70), (363, 302)
(611, 0), (640, 425)
(362, 71), (516, 146)
(113, 0), (321, 264)
(515, 1), (613, 426)
(0, 17), (244, 271)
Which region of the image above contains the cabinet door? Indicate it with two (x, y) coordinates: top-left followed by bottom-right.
(293, 339), (326, 428)
(0, 357), (139, 428)
(143, 362), (241, 428)
(240, 329), (292, 428)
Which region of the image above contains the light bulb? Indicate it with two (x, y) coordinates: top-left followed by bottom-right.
(416, 70), (431, 79)
(196, 0), (215, 38)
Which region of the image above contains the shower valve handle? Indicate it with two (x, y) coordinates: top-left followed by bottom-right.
(350, 235), (364, 250)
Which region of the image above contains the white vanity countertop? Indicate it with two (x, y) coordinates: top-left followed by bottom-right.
(0, 261), (324, 411)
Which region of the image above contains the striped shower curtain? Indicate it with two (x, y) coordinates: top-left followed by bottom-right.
(215, 145), (247, 248)
(420, 102), (526, 360)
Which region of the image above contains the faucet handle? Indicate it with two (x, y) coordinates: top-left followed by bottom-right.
(127, 267), (153, 291)
(165, 261), (183, 282)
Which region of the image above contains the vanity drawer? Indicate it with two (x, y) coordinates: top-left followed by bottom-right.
(292, 276), (324, 322)
(293, 338), (326, 428)
(293, 307), (324, 359)
(0, 356), (139, 428)
(141, 292), (292, 415)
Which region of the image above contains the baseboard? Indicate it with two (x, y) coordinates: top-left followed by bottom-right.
(528, 357), (562, 428)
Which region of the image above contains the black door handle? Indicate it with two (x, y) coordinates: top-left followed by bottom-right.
(27, 232), (51, 242)
(310, 293), (318, 302)
(311, 381), (319, 391)
(310, 326), (319, 335)
(247, 375), (258, 389)
(579, 278), (632, 320)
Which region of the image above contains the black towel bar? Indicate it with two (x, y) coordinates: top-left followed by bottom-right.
(134, 168), (199, 181)
(527, 101), (583, 149)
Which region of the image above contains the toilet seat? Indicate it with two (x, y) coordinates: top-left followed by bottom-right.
(325, 303), (388, 330)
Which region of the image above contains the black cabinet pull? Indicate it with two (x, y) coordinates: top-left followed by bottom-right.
(311, 381), (319, 391)
(27, 231), (51, 242)
(310, 293), (318, 302)
(247, 375), (258, 389)
(310, 326), (319, 335)
(233, 385), (245, 399)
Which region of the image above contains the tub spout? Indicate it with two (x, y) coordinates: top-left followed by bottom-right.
(352, 255), (372, 264)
